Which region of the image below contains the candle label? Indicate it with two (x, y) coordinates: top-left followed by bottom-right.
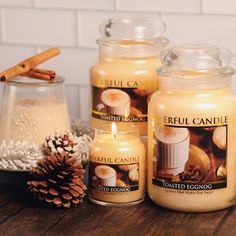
(89, 156), (140, 192)
(91, 85), (154, 122)
(152, 116), (228, 191)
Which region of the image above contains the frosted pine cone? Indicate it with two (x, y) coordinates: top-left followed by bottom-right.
(71, 119), (94, 138)
(43, 131), (92, 166)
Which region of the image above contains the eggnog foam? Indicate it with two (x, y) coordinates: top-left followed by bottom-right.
(95, 165), (116, 179)
(155, 127), (189, 144)
(101, 89), (130, 107)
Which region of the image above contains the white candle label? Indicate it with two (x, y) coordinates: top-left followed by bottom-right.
(89, 156), (140, 192)
(91, 85), (152, 122)
(152, 116), (228, 191)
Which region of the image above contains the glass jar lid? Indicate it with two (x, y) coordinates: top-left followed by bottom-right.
(98, 15), (168, 47)
(100, 15), (165, 39)
(158, 44), (235, 78)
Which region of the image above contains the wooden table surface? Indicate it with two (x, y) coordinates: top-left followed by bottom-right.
(0, 182), (236, 236)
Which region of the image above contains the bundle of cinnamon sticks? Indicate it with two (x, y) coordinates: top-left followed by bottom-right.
(22, 68), (56, 81)
(0, 47), (60, 82)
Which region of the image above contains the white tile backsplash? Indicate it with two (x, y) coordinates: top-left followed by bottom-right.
(1, 8), (76, 47)
(116, 0), (201, 13)
(35, 0), (115, 10)
(0, 0), (235, 120)
(202, 0), (236, 14)
(77, 11), (116, 48)
(163, 14), (236, 54)
(0, 45), (36, 70)
(0, 0), (33, 7)
(37, 47), (98, 84)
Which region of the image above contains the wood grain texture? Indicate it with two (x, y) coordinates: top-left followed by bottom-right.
(0, 183), (235, 236)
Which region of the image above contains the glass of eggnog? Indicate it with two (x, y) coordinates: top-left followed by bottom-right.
(0, 77), (70, 145)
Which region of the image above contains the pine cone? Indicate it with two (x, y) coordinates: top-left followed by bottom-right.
(27, 152), (87, 208)
(43, 131), (92, 166)
(44, 131), (77, 156)
(71, 119), (94, 138)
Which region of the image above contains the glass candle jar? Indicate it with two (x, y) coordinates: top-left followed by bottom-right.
(148, 44), (236, 212)
(0, 77), (70, 145)
(89, 123), (145, 206)
(90, 15), (169, 136)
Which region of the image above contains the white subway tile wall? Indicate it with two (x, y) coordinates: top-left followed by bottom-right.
(35, 0), (115, 10)
(77, 11), (116, 48)
(202, 0), (236, 14)
(0, 0), (32, 7)
(0, 0), (235, 120)
(37, 47), (98, 85)
(116, 0), (201, 13)
(2, 9), (77, 46)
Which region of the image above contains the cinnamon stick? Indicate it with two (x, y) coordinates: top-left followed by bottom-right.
(22, 68), (56, 81)
(0, 48), (60, 81)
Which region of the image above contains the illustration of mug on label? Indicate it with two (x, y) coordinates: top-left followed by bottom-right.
(152, 125), (227, 190)
(92, 86), (151, 122)
(90, 162), (139, 192)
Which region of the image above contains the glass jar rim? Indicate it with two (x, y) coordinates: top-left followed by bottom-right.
(157, 67), (235, 80)
(6, 75), (65, 86)
(97, 36), (169, 48)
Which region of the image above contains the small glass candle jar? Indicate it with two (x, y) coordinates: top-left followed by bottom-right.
(148, 44), (236, 212)
(90, 15), (169, 136)
(0, 77), (70, 144)
(89, 123), (145, 206)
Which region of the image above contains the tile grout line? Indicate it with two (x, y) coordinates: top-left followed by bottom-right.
(3, 6), (232, 17)
(32, 0), (36, 8)
(0, 4), (235, 17)
(4, 5), (115, 12)
(114, 0), (118, 12)
(0, 41), (98, 51)
(75, 10), (79, 48)
(200, 0), (203, 14)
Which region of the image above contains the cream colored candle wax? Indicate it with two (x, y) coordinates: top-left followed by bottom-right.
(148, 44), (236, 212)
(89, 123), (145, 206)
(90, 15), (168, 136)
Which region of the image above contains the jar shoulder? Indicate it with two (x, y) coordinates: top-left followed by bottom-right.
(149, 90), (236, 102)
(90, 58), (161, 77)
(149, 91), (236, 112)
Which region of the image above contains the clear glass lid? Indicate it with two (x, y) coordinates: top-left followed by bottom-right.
(98, 15), (168, 46)
(158, 44), (235, 78)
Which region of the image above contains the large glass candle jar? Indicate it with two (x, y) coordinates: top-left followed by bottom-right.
(89, 123), (145, 206)
(90, 15), (169, 136)
(0, 77), (70, 145)
(148, 44), (236, 212)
